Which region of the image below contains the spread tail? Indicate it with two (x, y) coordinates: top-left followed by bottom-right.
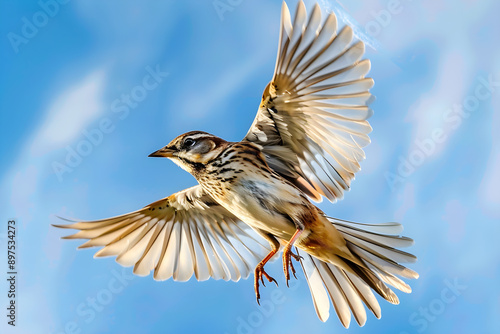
(298, 218), (418, 326)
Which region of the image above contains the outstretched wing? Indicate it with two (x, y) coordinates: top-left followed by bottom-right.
(244, 1), (374, 202)
(54, 185), (270, 282)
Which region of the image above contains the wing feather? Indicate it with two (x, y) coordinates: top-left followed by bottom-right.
(245, 1), (374, 202)
(53, 186), (270, 282)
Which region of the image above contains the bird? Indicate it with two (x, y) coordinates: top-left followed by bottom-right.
(54, 0), (418, 327)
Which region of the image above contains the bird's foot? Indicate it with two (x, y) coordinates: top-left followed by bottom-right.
(283, 246), (302, 286)
(254, 264), (278, 304)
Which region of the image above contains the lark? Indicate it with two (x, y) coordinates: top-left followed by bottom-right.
(54, 1), (418, 326)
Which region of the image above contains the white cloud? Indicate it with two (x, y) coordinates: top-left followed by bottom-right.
(9, 164), (38, 224)
(173, 53), (269, 121)
(394, 182), (415, 222)
(319, 0), (382, 50)
(442, 199), (467, 243)
(478, 92), (500, 219)
(30, 70), (106, 155)
(1, 67), (108, 271)
(0, 68), (107, 334)
(405, 51), (466, 158)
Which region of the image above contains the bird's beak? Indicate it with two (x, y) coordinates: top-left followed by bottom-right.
(148, 147), (175, 158)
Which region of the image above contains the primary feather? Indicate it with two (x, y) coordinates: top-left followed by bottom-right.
(244, 1), (374, 203)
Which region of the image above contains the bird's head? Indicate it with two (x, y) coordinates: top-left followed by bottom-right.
(149, 131), (228, 174)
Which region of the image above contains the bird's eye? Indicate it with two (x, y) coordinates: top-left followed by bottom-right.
(184, 138), (196, 148)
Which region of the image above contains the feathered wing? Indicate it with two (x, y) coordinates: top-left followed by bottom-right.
(299, 218), (419, 325)
(244, 1), (374, 202)
(53, 185), (271, 282)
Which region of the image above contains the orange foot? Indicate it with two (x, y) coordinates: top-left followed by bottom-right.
(282, 229), (304, 286)
(254, 263), (278, 304)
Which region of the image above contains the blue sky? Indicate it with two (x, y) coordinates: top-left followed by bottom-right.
(1, 0), (499, 333)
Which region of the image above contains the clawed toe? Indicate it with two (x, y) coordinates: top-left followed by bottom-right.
(254, 265), (278, 304)
(281, 229), (304, 286)
(283, 247), (301, 286)
(291, 249), (303, 262)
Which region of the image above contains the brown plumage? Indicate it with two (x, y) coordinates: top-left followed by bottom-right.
(53, 1), (418, 327)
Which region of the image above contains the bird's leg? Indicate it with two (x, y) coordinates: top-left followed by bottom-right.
(254, 249), (279, 304)
(282, 228), (304, 286)
(254, 237), (280, 304)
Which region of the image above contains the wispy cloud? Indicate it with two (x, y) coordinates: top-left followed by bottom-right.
(320, 0), (382, 50)
(171, 53), (268, 121)
(0, 68), (107, 334)
(405, 51), (466, 157)
(30, 70), (107, 155)
(1, 67), (107, 238)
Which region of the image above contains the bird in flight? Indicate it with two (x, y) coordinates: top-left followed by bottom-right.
(54, 1), (418, 326)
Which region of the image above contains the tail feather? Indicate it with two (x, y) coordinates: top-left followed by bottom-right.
(343, 233), (416, 263)
(299, 217), (418, 326)
(349, 243), (419, 279)
(333, 222), (414, 248)
(326, 262), (367, 327)
(365, 262), (412, 293)
(343, 270), (381, 319)
(327, 218), (403, 234)
(300, 254), (334, 323)
(343, 258), (399, 304)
